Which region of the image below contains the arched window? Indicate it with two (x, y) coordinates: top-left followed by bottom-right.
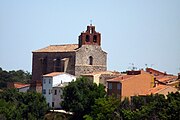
(89, 56), (93, 65)
(86, 35), (90, 42)
(93, 35), (97, 43)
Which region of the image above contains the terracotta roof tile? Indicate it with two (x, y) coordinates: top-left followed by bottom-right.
(107, 75), (135, 82)
(33, 44), (78, 53)
(14, 83), (30, 89)
(145, 85), (176, 95)
(43, 72), (64, 77)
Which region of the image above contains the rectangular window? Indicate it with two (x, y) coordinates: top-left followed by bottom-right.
(49, 79), (51, 84)
(49, 89), (51, 94)
(109, 83), (112, 89)
(117, 83), (121, 90)
(54, 90), (57, 95)
(52, 102), (54, 107)
(43, 79), (46, 84)
(43, 89), (46, 94)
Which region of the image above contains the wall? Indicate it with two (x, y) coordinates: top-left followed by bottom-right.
(121, 73), (154, 98)
(42, 77), (53, 107)
(52, 87), (64, 108)
(31, 52), (76, 91)
(75, 45), (107, 76)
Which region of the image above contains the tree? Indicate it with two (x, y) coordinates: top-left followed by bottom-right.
(0, 89), (49, 119)
(84, 97), (120, 120)
(61, 77), (106, 119)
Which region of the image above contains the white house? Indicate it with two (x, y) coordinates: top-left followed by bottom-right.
(42, 72), (76, 108)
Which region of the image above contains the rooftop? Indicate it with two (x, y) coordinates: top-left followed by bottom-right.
(33, 44), (78, 53)
(145, 85), (177, 95)
(14, 83), (30, 89)
(43, 72), (64, 77)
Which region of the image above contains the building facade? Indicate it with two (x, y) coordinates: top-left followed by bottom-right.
(107, 70), (155, 99)
(31, 25), (107, 92)
(42, 72), (76, 108)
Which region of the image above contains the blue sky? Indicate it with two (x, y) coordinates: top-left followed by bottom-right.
(0, 0), (180, 75)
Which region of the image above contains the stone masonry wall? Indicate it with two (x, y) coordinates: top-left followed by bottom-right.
(75, 45), (107, 76)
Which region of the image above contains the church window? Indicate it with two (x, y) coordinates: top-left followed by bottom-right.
(86, 35), (90, 42)
(40, 57), (47, 74)
(54, 58), (61, 72)
(93, 35), (97, 43)
(89, 56), (93, 65)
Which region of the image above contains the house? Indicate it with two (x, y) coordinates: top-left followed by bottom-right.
(42, 72), (76, 108)
(146, 68), (179, 87)
(81, 71), (121, 91)
(107, 70), (155, 99)
(7, 82), (30, 92)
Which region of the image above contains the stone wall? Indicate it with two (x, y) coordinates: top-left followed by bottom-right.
(75, 45), (107, 76)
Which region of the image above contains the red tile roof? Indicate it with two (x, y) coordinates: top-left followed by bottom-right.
(43, 72), (64, 77)
(107, 75), (135, 82)
(145, 85), (177, 95)
(14, 83), (30, 89)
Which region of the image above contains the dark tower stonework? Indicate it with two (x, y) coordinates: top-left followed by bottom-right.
(31, 25), (107, 92)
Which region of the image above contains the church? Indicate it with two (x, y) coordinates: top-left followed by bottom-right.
(30, 24), (107, 92)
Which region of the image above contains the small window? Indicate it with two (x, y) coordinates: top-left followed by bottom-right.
(93, 35), (97, 43)
(43, 89), (46, 94)
(52, 102), (54, 107)
(49, 79), (51, 84)
(89, 56), (93, 65)
(117, 83), (121, 90)
(49, 89), (51, 94)
(54, 90), (57, 95)
(109, 83), (112, 89)
(86, 35), (90, 42)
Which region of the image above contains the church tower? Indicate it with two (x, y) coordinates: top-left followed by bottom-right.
(78, 24), (101, 47)
(75, 24), (107, 76)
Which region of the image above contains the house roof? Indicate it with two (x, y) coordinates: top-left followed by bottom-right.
(33, 44), (78, 53)
(157, 75), (177, 83)
(14, 83), (30, 89)
(107, 75), (135, 82)
(81, 71), (120, 76)
(145, 85), (177, 95)
(43, 72), (64, 77)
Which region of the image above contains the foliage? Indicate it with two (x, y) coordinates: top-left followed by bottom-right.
(84, 96), (120, 120)
(61, 77), (106, 119)
(0, 89), (49, 120)
(0, 67), (31, 88)
(114, 92), (180, 120)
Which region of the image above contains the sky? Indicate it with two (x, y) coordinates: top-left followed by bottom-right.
(0, 0), (180, 75)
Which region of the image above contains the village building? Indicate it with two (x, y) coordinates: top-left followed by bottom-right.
(7, 82), (30, 92)
(81, 71), (121, 91)
(107, 70), (155, 99)
(42, 72), (76, 108)
(31, 24), (107, 92)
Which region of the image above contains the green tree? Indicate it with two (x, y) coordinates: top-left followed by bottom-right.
(84, 97), (120, 120)
(61, 77), (106, 119)
(0, 89), (49, 120)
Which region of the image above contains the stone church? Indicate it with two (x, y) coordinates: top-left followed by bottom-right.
(31, 25), (107, 92)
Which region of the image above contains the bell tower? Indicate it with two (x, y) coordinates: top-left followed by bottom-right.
(78, 24), (101, 47)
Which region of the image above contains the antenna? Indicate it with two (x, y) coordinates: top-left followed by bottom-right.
(90, 19), (92, 26)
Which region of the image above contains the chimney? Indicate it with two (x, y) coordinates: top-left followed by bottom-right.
(178, 73), (180, 79)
